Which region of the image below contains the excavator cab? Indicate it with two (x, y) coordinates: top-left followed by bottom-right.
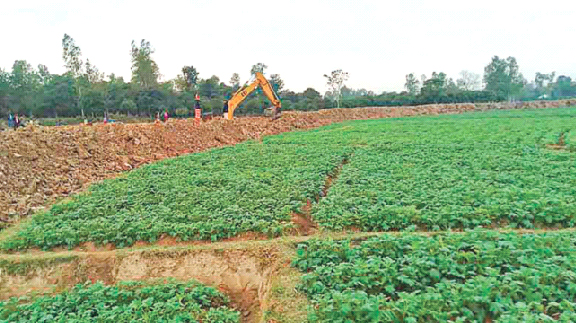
(225, 72), (281, 120)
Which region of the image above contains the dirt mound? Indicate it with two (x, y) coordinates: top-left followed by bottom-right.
(474, 99), (576, 111)
(0, 101), (569, 226)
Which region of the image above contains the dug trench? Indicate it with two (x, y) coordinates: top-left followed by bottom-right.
(291, 155), (351, 235)
(0, 243), (287, 323)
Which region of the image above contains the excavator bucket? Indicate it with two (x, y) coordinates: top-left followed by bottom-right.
(271, 107), (281, 120)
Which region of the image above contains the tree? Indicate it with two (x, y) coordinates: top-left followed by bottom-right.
(269, 74), (284, 92)
(0, 68), (9, 116)
(62, 33), (85, 117)
(131, 39), (160, 90)
(229, 73), (240, 90)
(84, 59), (103, 84)
(535, 72), (556, 97)
(483, 56), (525, 100)
(9, 60), (41, 114)
(303, 88), (321, 100)
(456, 70), (481, 91)
(42, 73), (76, 118)
(62, 34), (83, 78)
(120, 98), (137, 115)
(404, 73), (420, 95)
(181, 66), (199, 91)
(37, 64), (52, 85)
(323, 69), (349, 108)
(250, 63), (267, 75)
(420, 72), (448, 102)
(341, 86), (354, 98)
(199, 75), (220, 99)
(556, 75), (573, 97)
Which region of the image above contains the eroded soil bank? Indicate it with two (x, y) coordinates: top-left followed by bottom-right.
(0, 246), (281, 322)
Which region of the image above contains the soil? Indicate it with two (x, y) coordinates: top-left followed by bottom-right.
(291, 199), (316, 235)
(320, 156), (350, 199)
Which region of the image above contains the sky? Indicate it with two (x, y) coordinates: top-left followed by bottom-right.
(1, 0), (575, 94)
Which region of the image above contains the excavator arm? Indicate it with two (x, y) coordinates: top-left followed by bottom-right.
(226, 72), (281, 120)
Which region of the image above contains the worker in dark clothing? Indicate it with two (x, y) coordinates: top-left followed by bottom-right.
(223, 100), (229, 119)
(194, 93), (201, 110)
(194, 93), (202, 121)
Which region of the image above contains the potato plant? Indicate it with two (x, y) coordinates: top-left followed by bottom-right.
(312, 108), (576, 231)
(293, 231), (576, 322)
(0, 280), (239, 323)
(2, 141), (350, 250)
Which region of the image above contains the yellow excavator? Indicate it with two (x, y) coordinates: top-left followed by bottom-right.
(224, 72), (281, 120)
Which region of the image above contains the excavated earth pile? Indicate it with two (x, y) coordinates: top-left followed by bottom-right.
(0, 100), (574, 225)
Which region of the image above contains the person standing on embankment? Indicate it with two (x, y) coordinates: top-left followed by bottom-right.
(13, 113), (19, 130)
(194, 93), (202, 122)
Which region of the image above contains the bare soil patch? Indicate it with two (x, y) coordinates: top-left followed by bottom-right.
(291, 199), (316, 236)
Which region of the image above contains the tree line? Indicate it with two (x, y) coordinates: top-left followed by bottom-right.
(1, 35), (575, 119)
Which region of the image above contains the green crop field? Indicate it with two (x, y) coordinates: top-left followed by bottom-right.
(0, 280), (239, 322)
(293, 231), (576, 323)
(1, 108), (575, 251)
(1, 107), (575, 323)
(1, 144), (351, 250)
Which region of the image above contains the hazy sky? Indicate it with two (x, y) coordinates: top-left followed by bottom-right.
(1, 0), (575, 93)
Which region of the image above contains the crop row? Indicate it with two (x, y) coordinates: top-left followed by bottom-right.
(2, 142), (350, 250)
(314, 143), (575, 231)
(0, 280), (238, 322)
(293, 230), (576, 322)
(306, 107), (575, 232)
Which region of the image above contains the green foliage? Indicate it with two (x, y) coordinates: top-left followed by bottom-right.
(419, 72), (449, 101)
(198, 76), (221, 99)
(484, 56), (526, 99)
(62, 34), (82, 78)
(324, 69), (349, 108)
(293, 231), (576, 322)
(2, 141), (350, 250)
(131, 39), (159, 91)
(0, 280), (238, 322)
(120, 98), (137, 115)
(209, 98), (223, 115)
(181, 66), (199, 91)
(311, 108), (576, 231)
(250, 63), (267, 75)
(404, 73), (420, 95)
(244, 98), (261, 113)
(269, 74), (284, 92)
